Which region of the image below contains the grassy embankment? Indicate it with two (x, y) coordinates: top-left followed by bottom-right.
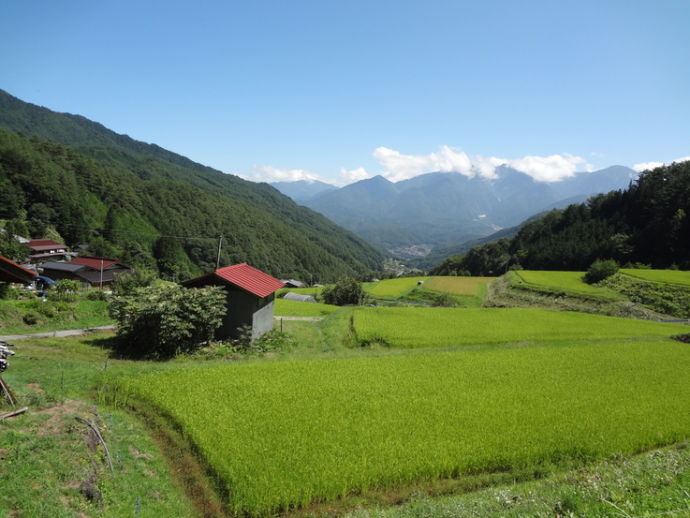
(0, 298), (112, 335)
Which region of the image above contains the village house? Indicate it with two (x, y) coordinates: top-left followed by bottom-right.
(27, 239), (76, 264)
(182, 262), (285, 340)
(39, 256), (132, 287)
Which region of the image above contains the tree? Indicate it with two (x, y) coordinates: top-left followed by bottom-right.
(321, 277), (366, 306)
(584, 259), (619, 284)
(109, 284), (226, 358)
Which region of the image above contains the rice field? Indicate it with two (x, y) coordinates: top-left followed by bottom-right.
(274, 298), (338, 316)
(620, 269), (690, 287)
(125, 338), (690, 516)
(353, 307), (686, 348)
(364, 277), (428, 298)
(424, 276), (495, 296)
(513, 270), (622, 300)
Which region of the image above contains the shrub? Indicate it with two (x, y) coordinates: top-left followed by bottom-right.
(322, 277), (366, 306)
(109, 284), (226, 358)
(49, 279), (80, 302)
(86, 289), (109, 301)
(584, 259), (619, 284)
(111, 269), (157, 296)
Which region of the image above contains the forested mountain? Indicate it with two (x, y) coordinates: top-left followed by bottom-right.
(301, 166), (637, 254)
(431, 161), (690, 275)
(0, 90), (383, 281)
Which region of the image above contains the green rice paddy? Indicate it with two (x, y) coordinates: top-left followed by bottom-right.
(274, 298), (338, 316)
(620, 268), (690, 286)
(423, 276), (495, 296)
(513, 270), (622, 300)
(352, 306), (685, 348)
(126, 337), (690, 516)
(363, 277), (428, 298)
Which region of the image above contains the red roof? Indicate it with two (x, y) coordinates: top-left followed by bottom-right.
(70, 256), (119, 269)
(184, 263), (285, 297)
(28, 239), (67, 252)
(0, 255), (36, 283)
(214, 263), (285, 297)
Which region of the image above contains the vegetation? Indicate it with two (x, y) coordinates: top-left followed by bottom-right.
(274, 298), (338, 317)
(513, 270), (621, 300)
(423, 276), (495, 296)
(601, 273), (690, 318)
(620, 268), (690, 286)
(0, 298), (111, 335)
(352, 307), (685, 348)
(119, 338), (690, 516)
(108, 284), (226, 358)
(363, 277), (428, 299)
(432, 161), (690, 274)
(0, 89), (383, 281)
(321, 277), (367, 306)
(584, 259), (619, 284)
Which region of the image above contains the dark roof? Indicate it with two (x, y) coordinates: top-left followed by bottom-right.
(41, 262), (87, 273)
(70, 256), (121, 269)
(183, 263), (285, 298)
(0, 255), (36, 283)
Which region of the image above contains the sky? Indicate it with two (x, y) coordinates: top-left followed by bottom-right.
(1, 0), (689, 186)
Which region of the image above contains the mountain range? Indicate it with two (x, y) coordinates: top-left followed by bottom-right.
(273, 166), (637, 257)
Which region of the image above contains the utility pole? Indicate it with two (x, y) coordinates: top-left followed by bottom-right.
(215, 234), (223, 270)
(100, 258), (104, 289)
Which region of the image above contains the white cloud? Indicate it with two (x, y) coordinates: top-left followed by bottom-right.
(371, 146), (591, 183)
(633, 156), (690, 172)
(247, 165), (326, 183)
(338, 167), (372, 184)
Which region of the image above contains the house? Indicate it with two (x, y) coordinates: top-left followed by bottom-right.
(27, 239), (76, 263)
(282, 291), (316, 303)
(0, 255), (36, 284)
(182, 263), (285, 340)
(280, 279), (305, 289)
(40, 256), (132, 287)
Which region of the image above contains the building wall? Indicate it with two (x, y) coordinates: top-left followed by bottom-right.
(251, 295), (276, 340)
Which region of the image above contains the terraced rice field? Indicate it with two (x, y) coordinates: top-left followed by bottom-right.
(424, 276), (495, 296)
(125, 338), (690, 516)
(513, 270), (621, 300)
(274, 298), (338, 316)
(353, 307), (685, 348)
(620, 269), (690, 286)
(364, 277), (428, 298)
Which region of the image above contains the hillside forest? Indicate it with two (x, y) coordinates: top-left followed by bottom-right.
(432, 161), (690, 276)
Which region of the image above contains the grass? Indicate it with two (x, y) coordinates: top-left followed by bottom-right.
(274, 298), (338, 316)
(121, 338), (690, 516)
(364, 277), (428, 299)
(423, 276), (495, 296)
(620, 268), (690, 286)
(276, 286), (324, 297)
(512, 270), (622, 300)
(0, 334), (197, 518)
(352, 306), (686, 348)
(0, 298), (112, 335)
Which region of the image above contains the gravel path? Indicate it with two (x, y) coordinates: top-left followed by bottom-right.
(0, 325), (116, 341)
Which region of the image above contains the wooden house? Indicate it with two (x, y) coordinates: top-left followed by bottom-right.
(182, 263), (285, 340)
(40, 256), (132, 287)
(27, 239), (76, 263)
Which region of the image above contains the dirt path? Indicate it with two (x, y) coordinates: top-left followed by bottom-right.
(0, 325), (116, 341)
(274, 316), (324, 322)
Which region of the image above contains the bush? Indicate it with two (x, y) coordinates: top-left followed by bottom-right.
(109, 284), (227, 358)
(111, 269), (157, 296)
(49, 279), (80, 302)
(584, 259), (620, 284)
(321, 278), (366, 306)
(86, 289), (109, 301)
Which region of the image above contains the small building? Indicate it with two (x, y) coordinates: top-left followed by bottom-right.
(27, 239), (76, 263)
(282, 291), (316, 303)
(0, 255), (36, 284)
(182, 263), (285, 341)
(280, 279), (305, 289)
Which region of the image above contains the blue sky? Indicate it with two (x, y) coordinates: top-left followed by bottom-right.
(2, 0), (689, 185)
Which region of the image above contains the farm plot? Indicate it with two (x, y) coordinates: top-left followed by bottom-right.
(125, 340), (690, 516)
(274, 298), (338, 317)
(513, 270), (621, 300)
(424, 276), (495, 296)
(620, 269), (690, 287)
(353, 307), (686, 348)
(364, 277), (428, 298)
